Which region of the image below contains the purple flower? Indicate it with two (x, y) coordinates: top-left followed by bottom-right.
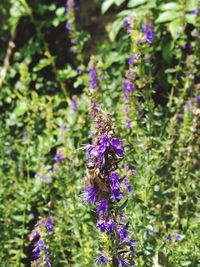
(98, 134), (110, 154)
(123, 81), (135, 101)
(174, 233), (185, 241)
(111, 138), (124, 157)
(118, 256), (126, 267)
(97, 199), (108, 216)
(196, 96), (200, 102)
(89, 67), (99, 90)
(119, 214), (126, 222)
(109, 172), (122, 202)
(127, 239), (136, 252)
(97, 218), (106, 233)
(106, 218), (116, 233)
(54, 151), (65, 163)
(45, 217), (53, 233)
(124, 17), (132, 31)
(71, 95), (78, 112)
(45, 249), (51, 266)
(85, 185), (98, 203)
(98, 255), (111, 266)
(65, 0), (76, 14)
(118, 225), (128, 243)
(142, 22), (155, 44)
(33, 239), (45, 253)
(65, 21), (72, 33)
(191, 9), (198, 15)
(166, 236), (171, 242)
(128, 54), (140, 65)
(124, 177), (132, 194)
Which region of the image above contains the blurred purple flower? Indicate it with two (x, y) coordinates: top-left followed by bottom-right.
(106, 218), (116, 233)
(118, 225), (128, 243)
(45, 217), (53, 233)
(119, 214), (126, 222)
(98, 255), (111, 266)
(142, 22), (155, 44)
(71, 95), (78, 112)
(97, 199), (108, 216)
(124, 17), (132, 31)
(97, 218), (106, 233)
(124, 177), (132, 194)
(128, 54), (140, 65)
(85, 185), (98, 203)
(89, 67), (99, 90)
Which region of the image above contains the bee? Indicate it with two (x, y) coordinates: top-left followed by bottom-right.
(86, 161), (110, 192)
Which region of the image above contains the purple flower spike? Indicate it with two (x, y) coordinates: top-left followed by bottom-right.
(119, 214), (126, 222)
(98, 255), (111, 266)
(118, 225), (128, 243)
(65, 21), (72, 33)
(106, 218), (116, 233)
(97, 199), (108, 216)
(89, 67), (99, 90)
(124, 17), (132, 31)
(124, 177), (132, 194)
(118, 256), (126, 267)
(45, 217), (53, 233)
(128, 54), (140, 65)
(97, 218), (106, 233)
(85, 185), (98, 203)
(142, 22), (155, 44)
(45, 249), (51, 266)
(109, 172), (122, 202)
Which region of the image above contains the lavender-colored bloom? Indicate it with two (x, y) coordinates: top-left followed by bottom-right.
(98, 134), (110, 154)
(65, 0), (76, 14)
(128, 54), (140, 65)
(97, 199), (108, 216)
(127, 239), (136, 252)
(106, 218), (116, 233)
(142, 22), (155, 44)
(191, 9), (198, 15)
(97, 218), (106, 233)
(65, 21), (72, 33)
(89, 67), (99, 90)
(32, 230), (39, 239)
(98, 255), (111, 266)
(174, 233), (185, 241)
(109, 172), (122, 201)
(166, 236), (171, 242)
(111, 138), (125, 157)
(124, 177), (132, 194)
(54, 151), (65, 163)
(182, 43), (186, 49)
(126, 120), (132, 129)
(196, 96), (200, 102)
(119, 214), (126, 222)
(118, 256), (126, 267)
(85, 185), (98, 203)
(77, 66), (82, 74)
(118, 225), (128, 243)
(192, 30), (198, 38)
(33, 239), (45, 253)
(123, 81), (135, 101)
(124, 17), (132, 31)
(148, 229), (153, 236)
(45, 249), (51, 266)
(137, 39), (143, 45)
(71, 95), (78, 112)
(45, 217), (53, 233)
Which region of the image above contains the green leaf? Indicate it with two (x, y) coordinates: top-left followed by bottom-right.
(33, 58), (54, 72)
(128, 0), (147, 8)
(156, 11), (179, 23)
(185, 14), (196, 25)
(160, 2), (180, 11)
(15, 101), (28, 116)
(56, 7), (65, 16)
(169, 19), (183, 40)
(109, 18), (124, 41)
(162, 41), (174, 64)
(101, 0), (115, 14)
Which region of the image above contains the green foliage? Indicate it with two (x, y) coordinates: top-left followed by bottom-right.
(0, 0), (200, 266)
